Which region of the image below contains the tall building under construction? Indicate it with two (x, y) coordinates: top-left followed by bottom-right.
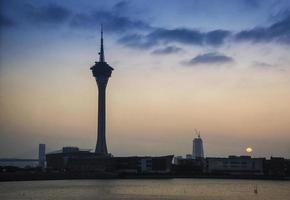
(192, 134), (204, 159)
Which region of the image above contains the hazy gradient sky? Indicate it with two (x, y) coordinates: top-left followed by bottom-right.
(1, 0), (290, 159)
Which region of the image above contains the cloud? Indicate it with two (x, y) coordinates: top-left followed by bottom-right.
(184, 52), (234, 66)
(119, 12), (290, 49)
(117, 33), (154, 49)
(271, 8), (290, 22)
(242, 0), (260, 9)
(2, 1), (290, 48)
(148, 28), (231, 46)
(253, 61), (273, 68)
(205, 30), (231, 46)
(70, 10), (150, 32)
(235, 14), (290, 44)
(113, 0), (130, 11)
(251, 61), (287, 72)
(0, 14), (16, 28)
(252, 61), (279, 70)
(148, 28), (204, 45)
(118, 28), (231, 48)
(24, 3), (71, 25)
(151, 46), (182, 55)
(1, 1), (149, 32)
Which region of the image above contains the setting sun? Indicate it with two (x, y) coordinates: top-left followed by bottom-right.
(246, 147), (253, 153)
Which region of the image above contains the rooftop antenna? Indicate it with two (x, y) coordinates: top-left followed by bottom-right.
(194, 128), (199, 137)
(99, 24), (105, 62)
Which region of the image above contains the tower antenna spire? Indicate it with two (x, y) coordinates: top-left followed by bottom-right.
(99, 24), (105, 62)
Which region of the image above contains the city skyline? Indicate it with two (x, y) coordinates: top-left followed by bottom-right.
(1, 0), (290, 159)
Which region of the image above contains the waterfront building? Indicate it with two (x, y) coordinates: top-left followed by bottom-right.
(285, 159), (290, 177)
(205, 156), (265, 175)
(173, 158), (204, 175)
(265, 157), (286, 177)
(46, 147), (173, 174)
(114, 155), (174, 174)
(0, 144), (46, 169)
(46, 147), (95, 171)
(0, 159), (39, 169)
(173, 156), (183, 165)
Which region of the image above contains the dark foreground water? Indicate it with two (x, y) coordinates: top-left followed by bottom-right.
(0, 179), (290, 200)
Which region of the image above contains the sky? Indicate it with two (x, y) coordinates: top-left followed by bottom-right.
(0, 0), (290, 159)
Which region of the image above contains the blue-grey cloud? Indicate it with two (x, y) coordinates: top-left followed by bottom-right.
(119, 11), (290, 49)
(70, 10), (150, 32)
(117, 33), (154, 49)
(242, 0), (260, 9)
(252, 61), (274, 69)
(69, 0), (149, 33)
(118, 28), (231, 48)
(271, 8), (290, 22)
(185, 52), (234, 66)
(148, 28), (204, 45)
(147, 28), (231, 46)
(2, 0), (290, 47)
(205, 30), (231, 46)
(151, 46), (182, 55)
(113, 0), (130, 11)
(24, 3), (71, 25)
(235, 15), (290, 44)
(252, 61), (286, 71)
(0, 14), (15, 27)
(1, 0), (150, 32)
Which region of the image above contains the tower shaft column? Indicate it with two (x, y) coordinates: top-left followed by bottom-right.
(95, 76), (108, 154)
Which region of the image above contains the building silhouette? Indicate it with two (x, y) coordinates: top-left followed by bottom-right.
(90, 26), (114, 155)
(205, 156), (264, 175)
(38, 144), (46, 168)
(192, 134), (204, 159)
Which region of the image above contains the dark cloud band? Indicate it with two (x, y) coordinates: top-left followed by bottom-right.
(118, 13), (290, 49)
(24, 3), (71, 25)
(235, 15), (290, 44)
(184, 52), (234, 66)
(2, 1), (290, 47)
(151, 46), (182, 55)
(0, 14), (16, 27)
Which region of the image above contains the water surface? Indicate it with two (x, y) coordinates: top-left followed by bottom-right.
(0, 179), (289, 200)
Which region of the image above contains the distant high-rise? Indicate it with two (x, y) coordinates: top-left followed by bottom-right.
(192, 134), (204, 159)
(90, 26), (114, 155)
(38, 143), (46, 168)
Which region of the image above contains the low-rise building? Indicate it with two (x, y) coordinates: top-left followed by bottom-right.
(264, 157), (285, 177)
(46, 147), (96, 171)
(0, 159), (39, 169)
(114, 155), (173, 174)
(46, 147), (173, 174)
(173, 158), (204, 175)
(205, 156), (265, 175)
(173, 156), (183, 165)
